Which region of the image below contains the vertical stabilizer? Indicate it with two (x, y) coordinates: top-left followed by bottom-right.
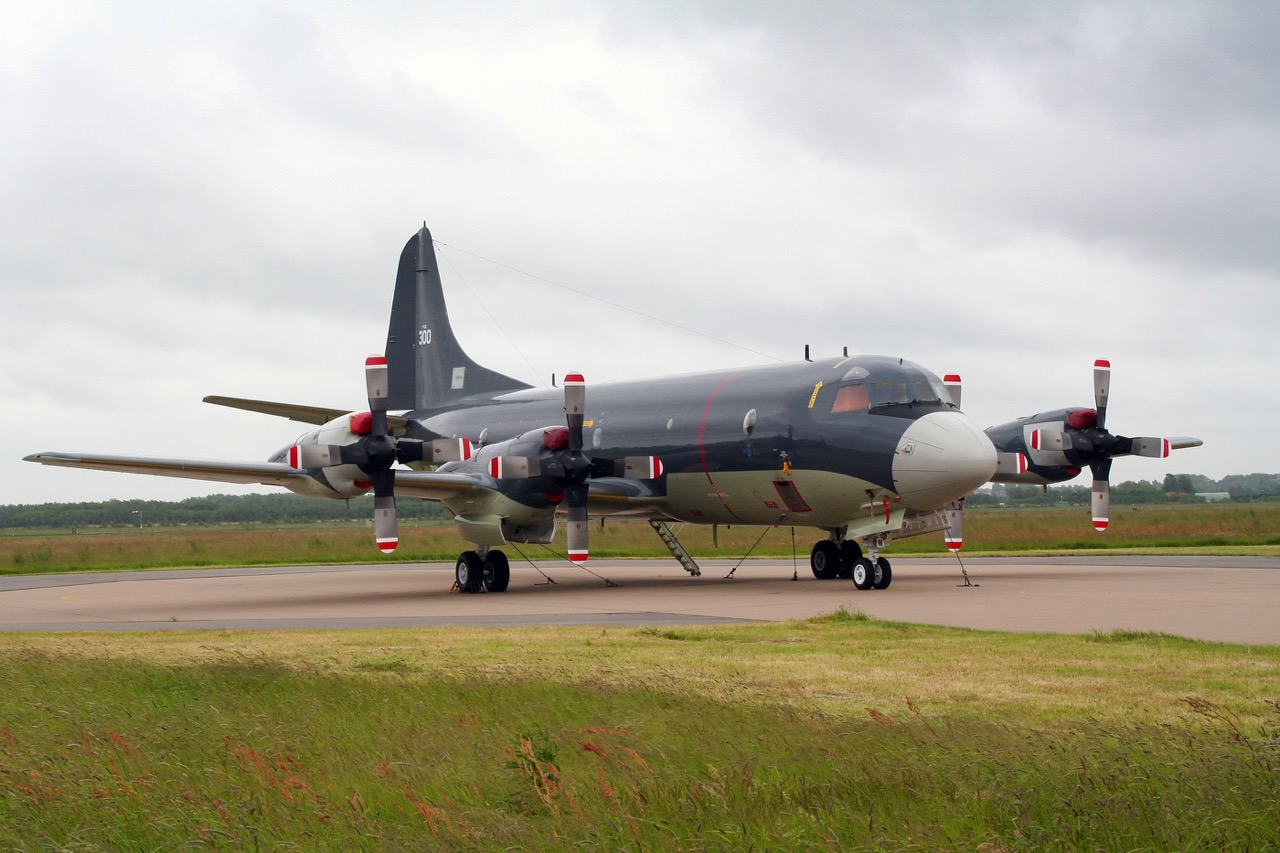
(385, 226), (532, 411)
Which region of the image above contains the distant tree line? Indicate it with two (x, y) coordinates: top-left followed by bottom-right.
(967, 472), (1280, 508)
(3, 473), (1277, 529)
(0, 493), (447, 529)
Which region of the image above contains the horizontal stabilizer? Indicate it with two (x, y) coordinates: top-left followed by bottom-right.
(204, 396), (410, 432)
(203, 396), (350, 425)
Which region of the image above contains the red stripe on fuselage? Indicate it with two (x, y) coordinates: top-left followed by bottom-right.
(698, 373), (747, 523)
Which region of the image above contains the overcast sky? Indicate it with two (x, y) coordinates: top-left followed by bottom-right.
(3, 1), (1277, 505)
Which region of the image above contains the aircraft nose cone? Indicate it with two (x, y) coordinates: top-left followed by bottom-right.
(892, 411), (997, 509)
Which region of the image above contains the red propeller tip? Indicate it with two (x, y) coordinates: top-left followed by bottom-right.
(944, 536), (963, 552)
(489, 458), (502, 478)
(568, 550), (589, 564)
(376, 538), (398, 552)
(564, 373), (585, 385)
(1092, 519), (1109, 531)
(1094, 359), (1110, 369)
(366, 355), (388, 367)
(1030, 430), (1041, 451)
(288, 446), (301, 469)
(943, 374), (961, 384)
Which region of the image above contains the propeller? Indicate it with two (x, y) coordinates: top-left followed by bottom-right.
(289, 355), (473, 553)
(487, 373), (662, 564)
(1030, 359), (1198, 532)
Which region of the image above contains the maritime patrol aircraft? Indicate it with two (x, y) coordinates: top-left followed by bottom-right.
(25, 226), (1200, 592)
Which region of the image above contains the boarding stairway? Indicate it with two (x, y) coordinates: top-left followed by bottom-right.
(648, 520), (702, 577)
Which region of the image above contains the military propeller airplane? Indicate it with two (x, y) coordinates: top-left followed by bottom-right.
(25, 226), (1201, 592)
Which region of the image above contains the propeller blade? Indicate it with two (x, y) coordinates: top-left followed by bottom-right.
(365, 355), (390, 437)
(1128, 437), (1170, 459)
(994, 452), (1028, 476)
(432, 437), (473, 463)
(1091, 480), (1110, 531)
(370, 468), (398, 552)
(395, 438), (474, 465)
(1030, 429), (1069, 452)
(618, 456), (664, 479)
(1093, 359), (1110, 431)
(1090, 457), (1112, 531)
(565, 482), (589, 563)
(489, 456), (540, 479)
(944, 499), (964, 551)
(289, 444), (346, 469)
(564, 373), (585, 453)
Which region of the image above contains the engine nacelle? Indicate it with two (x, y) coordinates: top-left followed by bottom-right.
(985, 408), (1085, 486)
(268, 413), (373, 499)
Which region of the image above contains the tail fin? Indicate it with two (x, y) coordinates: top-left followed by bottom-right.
(384, 225), (532, 411)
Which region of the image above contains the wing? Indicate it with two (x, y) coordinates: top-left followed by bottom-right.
(25, 452), (665, 509)
(393, 470), (666, 514)
(24, 452), (309, 488)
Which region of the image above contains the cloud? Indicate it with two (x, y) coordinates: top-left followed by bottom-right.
(3, 1), (1277, 506)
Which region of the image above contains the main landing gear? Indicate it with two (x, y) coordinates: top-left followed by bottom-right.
(809, 538), (892, 590)
(454, 549), (510, 593)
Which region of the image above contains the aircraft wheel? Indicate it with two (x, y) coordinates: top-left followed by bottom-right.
(482, 551), (511, 593)
(455, 551), (483, 593)
(872, 558), (892, 590)
(838, 541), (862, 578)
(851, 558), (875, 590)
(810, 541), (840, 579)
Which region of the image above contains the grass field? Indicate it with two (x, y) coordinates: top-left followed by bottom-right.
(3, 504), (1277, 848)
(2, 619), (1277, 850)
(4, 502), (1280, 575)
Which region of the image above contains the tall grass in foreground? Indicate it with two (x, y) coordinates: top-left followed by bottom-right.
(4, 503), (1280, 574)
(2, 621), (1277, 850)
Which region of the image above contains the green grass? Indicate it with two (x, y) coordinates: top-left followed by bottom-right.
(1, 621), (1277, 850)
(4, 503), (1280, 575)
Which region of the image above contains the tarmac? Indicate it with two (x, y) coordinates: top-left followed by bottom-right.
(1, 555), (1277, 644)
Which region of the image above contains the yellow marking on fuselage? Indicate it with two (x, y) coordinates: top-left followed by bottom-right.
(807, 381), (824, 409)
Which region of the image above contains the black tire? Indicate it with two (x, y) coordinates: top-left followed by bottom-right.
(837, 541), (862, 578)
(872, 558), (892, 590)
(851, 557), (875, 590)
(810, 540), (840, 579)
(482, 551), (511, 593)
(455, 551), (483, 593)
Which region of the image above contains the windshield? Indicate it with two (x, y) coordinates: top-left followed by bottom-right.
(831, 377), (951, 414)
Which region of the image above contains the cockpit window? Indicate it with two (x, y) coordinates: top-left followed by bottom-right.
(830, 383), (871, 413)
(829, 371), (955, 415)
(869, 380), (944, 408)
